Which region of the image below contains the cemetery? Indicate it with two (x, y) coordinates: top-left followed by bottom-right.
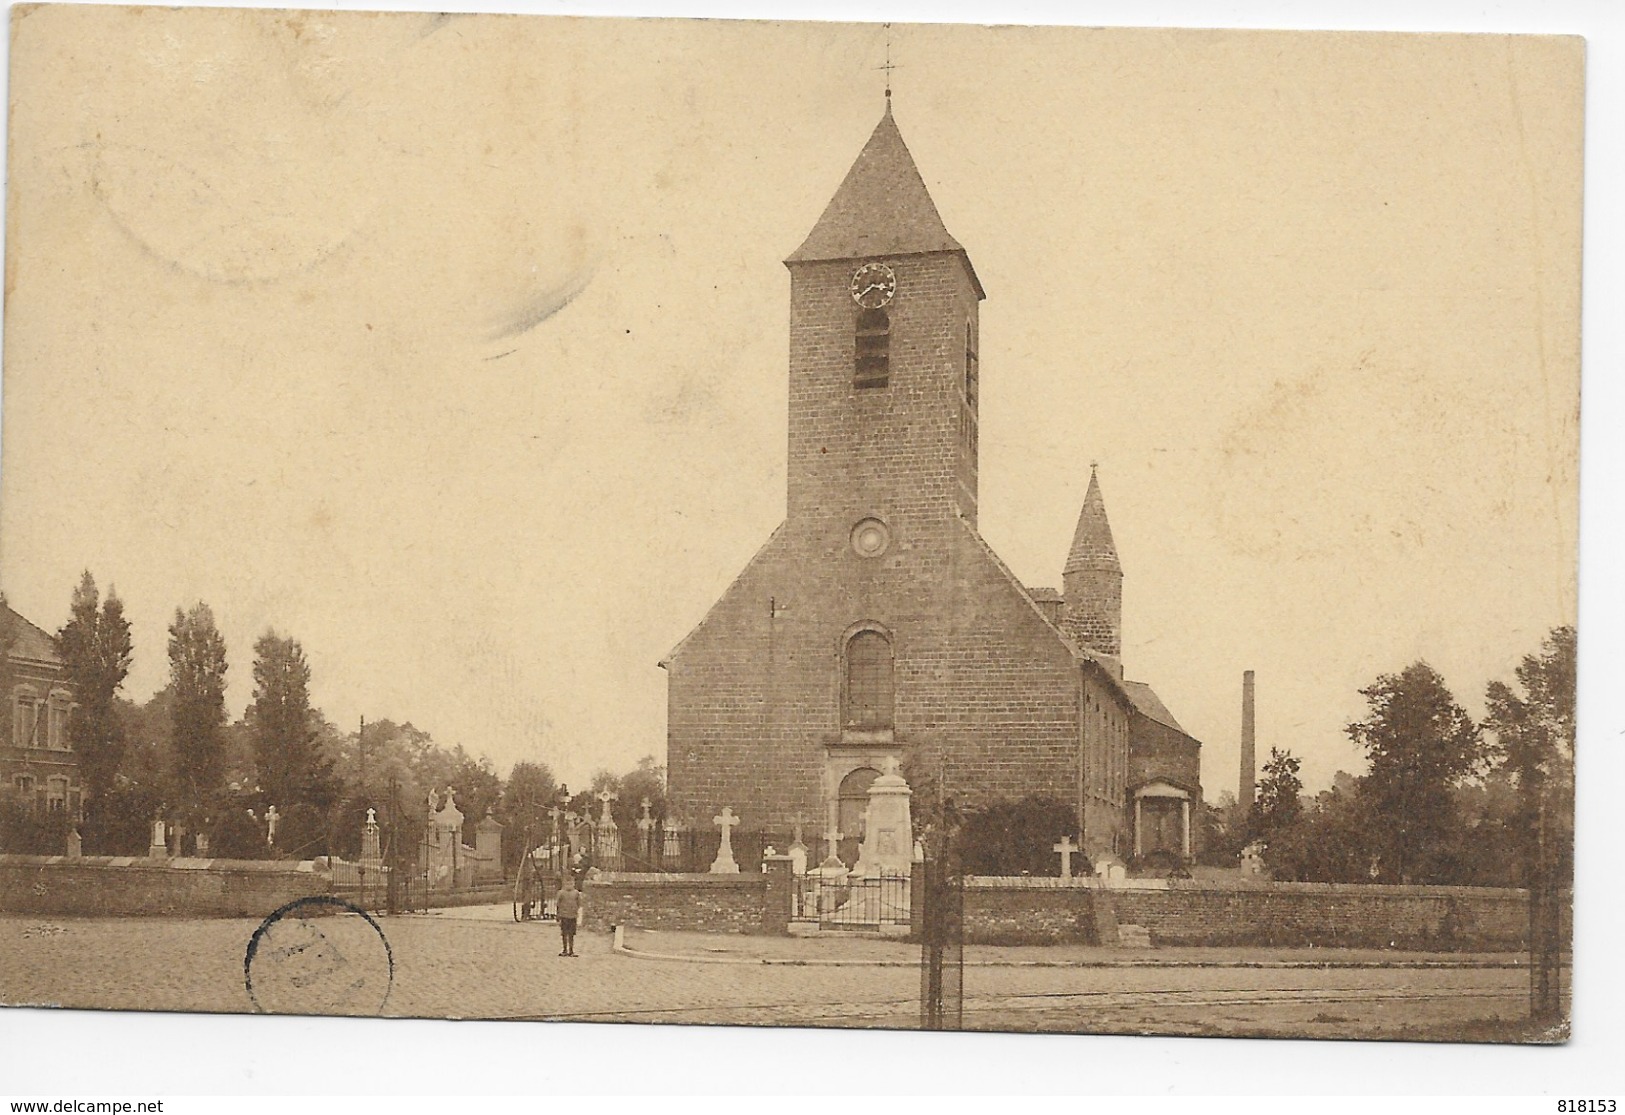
(0, 761), (1541, 953)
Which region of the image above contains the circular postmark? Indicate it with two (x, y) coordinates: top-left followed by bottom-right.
(244, 896), (394, 1016)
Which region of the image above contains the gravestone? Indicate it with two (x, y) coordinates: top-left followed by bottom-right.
(637, 798), (656, 859)
(426, 787), (464, 889)
(1053, 835), (1079, 880)
(475, 811), (504, 881)
(1092, 852), (1126, 884)
(148, 818), (168, 860)
(594, 790), (621, 869)
(361, 808), (382, 864)
(265, 805), (281, 847)
(787, 821), (808, 877)
(820, 825), (845, 871)
(710, 807), (740, 873)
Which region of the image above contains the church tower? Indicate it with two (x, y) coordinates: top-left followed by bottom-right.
(665, 104), (1153, 853)
(1063, 467), (1124, 670)
(783, 107), (986, 530)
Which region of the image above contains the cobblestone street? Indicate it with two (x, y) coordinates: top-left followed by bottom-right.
(0, 909), (1537, 1040)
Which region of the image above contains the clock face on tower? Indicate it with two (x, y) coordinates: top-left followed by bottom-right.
(850, 262), (896, 309)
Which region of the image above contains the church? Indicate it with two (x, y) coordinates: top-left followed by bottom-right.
(662, 106), (1202, 864)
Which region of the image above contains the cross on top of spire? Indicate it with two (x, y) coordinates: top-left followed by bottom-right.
(878, 23), (898, 109)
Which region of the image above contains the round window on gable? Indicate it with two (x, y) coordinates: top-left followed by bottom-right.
(850, 517), (891, 558)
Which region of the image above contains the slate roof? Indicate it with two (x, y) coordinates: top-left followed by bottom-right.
(1065, 467), (1121, 575)
(786, 108), (984, 297)
(1026, 586), (1063, 603)
(4, 605), (60, 665)
(1122, 679), (1186, 734)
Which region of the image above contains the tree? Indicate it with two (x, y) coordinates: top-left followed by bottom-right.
(1249, 746), (1304, 847)
(55, 572), (134, 811)
(956, 796), (1076, 876)
(1196, 792), (1246, 867)
(498, 760), (559, 873)
(247, 630), (337, 812)
(1346, 661), (1485, 884)
(168, 603), (229, 821)
(1484, 626), (1576, 887)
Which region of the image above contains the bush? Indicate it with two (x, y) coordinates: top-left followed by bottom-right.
(0, 792), (74, 855)
(81, 784), (164, 856)
(956, 796), (1076, 876)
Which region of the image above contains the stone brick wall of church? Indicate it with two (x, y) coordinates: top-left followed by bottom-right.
(0, 855), (330, 918)
(665, 519), (1113, 830)
(1129, 714), (1201, 795)
(785, 254), (981, 529)
(962, 878), (1531, 949)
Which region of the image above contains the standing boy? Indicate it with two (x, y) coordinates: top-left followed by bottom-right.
(554, 875), (582, 957)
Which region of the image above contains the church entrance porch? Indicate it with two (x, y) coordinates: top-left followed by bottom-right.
(1131, 781), (1192, 865)
(821, 744), (899, 868)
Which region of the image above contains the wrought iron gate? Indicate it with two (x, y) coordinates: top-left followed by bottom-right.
(918, 852), (963, 1030)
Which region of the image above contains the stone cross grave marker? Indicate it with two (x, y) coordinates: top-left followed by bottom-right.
(711, 806), (741, 873)
(1053, 835), (1079, 880)
(597, 789), (618, 827)
(823, 824), (844, 869)
(265, 805), (280, 846)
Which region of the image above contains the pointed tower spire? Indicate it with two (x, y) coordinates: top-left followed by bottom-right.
(1062, 464), (1124, 668)
(786, 110), (984, 297)
(1065, 464), (1122, 576)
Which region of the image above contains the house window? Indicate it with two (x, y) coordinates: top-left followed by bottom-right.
(844, 629), (894, 730)
(854, 308), (890, 389)
(13, 693), (38, 748)
(46, 778), (67, 813)
(48, 693), (72, 750)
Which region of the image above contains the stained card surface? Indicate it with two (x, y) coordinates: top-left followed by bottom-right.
(0, 6), (1581, 1055)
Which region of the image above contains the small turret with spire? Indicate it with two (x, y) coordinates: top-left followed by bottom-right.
(1062, 464), (1124, 674)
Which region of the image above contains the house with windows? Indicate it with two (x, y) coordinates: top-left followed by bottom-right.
(661, 107), (1202, 863)
(2, 604), (81, 820)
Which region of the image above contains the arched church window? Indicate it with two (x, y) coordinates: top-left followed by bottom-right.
(844, 629), (894, 730)
(854, 308), (890, 389)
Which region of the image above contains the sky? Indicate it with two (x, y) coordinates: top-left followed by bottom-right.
(0, 9), (1582, 799)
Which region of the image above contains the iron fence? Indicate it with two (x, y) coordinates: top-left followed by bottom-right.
(792, 869), (912, 927)
(328, 859), (390, 912)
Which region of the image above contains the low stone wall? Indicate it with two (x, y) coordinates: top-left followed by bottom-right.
(964, 877), (1533, 950)
(0, 855), (331, 919)
(581, 872), (771, 934)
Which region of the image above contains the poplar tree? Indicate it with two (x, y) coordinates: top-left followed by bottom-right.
(168, 603), (229, 814)
(1484, 626), (1576, 885)
(56, 572), (134, 808)
(248, 630), (337, 810)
